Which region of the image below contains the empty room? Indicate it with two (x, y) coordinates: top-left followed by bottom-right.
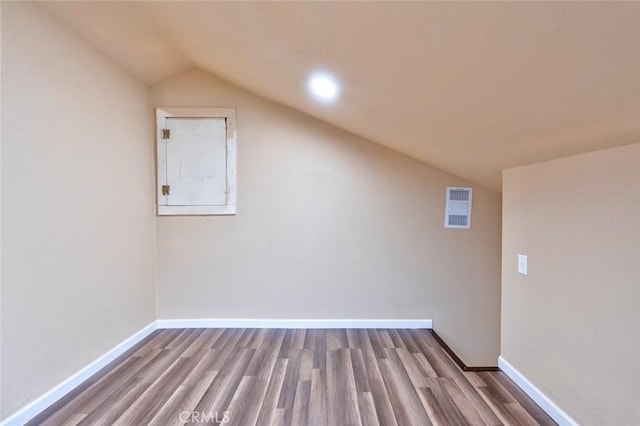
(1, 1), (638, 425)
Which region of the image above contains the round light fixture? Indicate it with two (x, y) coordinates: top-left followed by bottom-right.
(308, 72), (340, 103)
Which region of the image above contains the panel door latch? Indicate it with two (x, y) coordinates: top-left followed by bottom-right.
(161, 185), (170, 196)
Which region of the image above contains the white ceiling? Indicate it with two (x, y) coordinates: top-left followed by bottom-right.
(39, 1), (640, 192)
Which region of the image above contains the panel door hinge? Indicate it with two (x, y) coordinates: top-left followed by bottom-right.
(162, 128), (171, 139)
(162, 185), (170, 196)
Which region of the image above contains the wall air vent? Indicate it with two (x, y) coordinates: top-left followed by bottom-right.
(445, 187), (473, 229)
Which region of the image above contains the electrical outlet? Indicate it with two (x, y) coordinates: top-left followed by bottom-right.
(518, 254), (528, 275)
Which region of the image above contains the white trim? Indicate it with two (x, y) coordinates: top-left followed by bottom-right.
(157, 204), (236, 216)
(157, 107), (236, 119)
(0, 322), (157, 426)
(498, 356), (579, 426)
(156, 318), (432, 329)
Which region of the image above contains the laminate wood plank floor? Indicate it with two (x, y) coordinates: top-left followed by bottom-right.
(29, 329), (556, 426)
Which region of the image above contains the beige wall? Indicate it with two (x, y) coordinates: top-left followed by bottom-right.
(153, 70), (502, 366)
(501, 144), (640, 425)
(1, 3), (156, 418)
(0, 2), (3, 415)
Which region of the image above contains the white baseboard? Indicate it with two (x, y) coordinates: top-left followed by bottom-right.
(156, 318), (433, 329)
(2, 318), (432, 425)
(498, 356), (579, 426)
(0, 321), (157, 426)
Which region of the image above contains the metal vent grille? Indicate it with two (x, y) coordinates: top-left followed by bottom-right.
(445, 187), (473, 229)
(448, 189), (470, 201)
(447, 215), (468, 227)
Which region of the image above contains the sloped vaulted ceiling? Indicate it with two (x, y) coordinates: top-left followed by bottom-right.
(39, 1), (640, 192)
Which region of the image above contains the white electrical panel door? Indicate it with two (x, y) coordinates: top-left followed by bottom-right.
(156, 107), (237, 216)
(165, 118), (227, 206)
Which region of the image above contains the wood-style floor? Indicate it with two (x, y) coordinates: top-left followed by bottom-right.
(30, 328), (556, 426)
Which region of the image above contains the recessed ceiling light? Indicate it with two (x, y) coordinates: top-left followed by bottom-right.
(308, 72), (340, 103)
